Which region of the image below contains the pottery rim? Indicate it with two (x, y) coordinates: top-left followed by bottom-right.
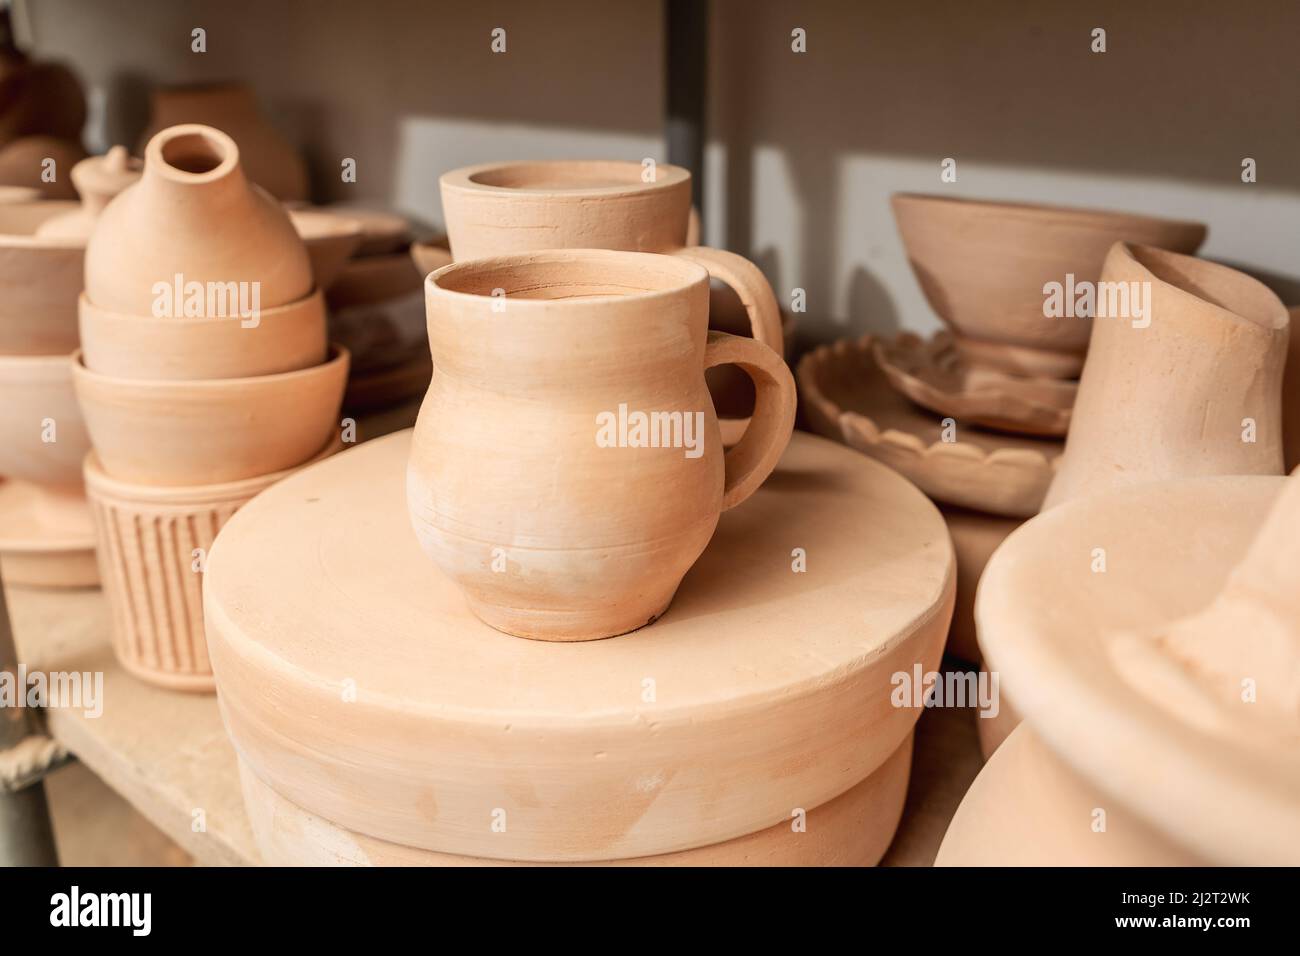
(71, 341), (349, 392)
(0, 200), (84, 249)
(891, 192), (1208, 236)
(441, 159), (691, 200)
(144, 123), (241, 185)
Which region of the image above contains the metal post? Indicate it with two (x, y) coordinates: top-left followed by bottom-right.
(665, 0), (708, 215)
(0, 573), (60, 866)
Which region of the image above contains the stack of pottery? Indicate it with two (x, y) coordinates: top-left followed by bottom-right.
(206, 243), (957, 866)
(0, 149), (142, 586)
(800, 195), (1207, 663)
(71, 123), (348, 692)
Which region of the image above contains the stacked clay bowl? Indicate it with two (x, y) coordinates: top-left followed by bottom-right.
(71, 124), (348, 692)
(0, 200), (95, 586)
(206, 430), (956, 865)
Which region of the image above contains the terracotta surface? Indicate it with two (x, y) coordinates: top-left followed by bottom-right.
(343, 349), (431, 414)
(84, 437), (344, 694)
(969, 474), (1299, 864)
(0, 480), (97, 588)
(798, 335), (1062, 518)
(409, 250), (796, 640)
(0, 135), (86, 199)
(408, 236), (452, 277)
(85, 124), (312, 316)
(940, 505), (1020, 664)
(318, 203), (409, 256)
(0, 200), (84, 354)
(138, 83), (308, 202)
(205, 428), (955, 860)
(0, 54), (86, 147)
(441, 160), (783, 355)
(1044, 244), (1288, 508)
(79, 290), (328, 380)
(1285, 305), (1300, 472)
(72, 345), (349, 485)
(326, 250), (427, 377)
(874, 332), (1075, 437)
(238, 737), (912, 867)
(0, 185), (40, 203)
(288, 208), (363, 292)
(35, 146), (142, 239)
(891, 193), (1206, 366)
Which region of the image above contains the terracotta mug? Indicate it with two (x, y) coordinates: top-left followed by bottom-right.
(440, 160), (784, 357)
(407, 249), (797, 642)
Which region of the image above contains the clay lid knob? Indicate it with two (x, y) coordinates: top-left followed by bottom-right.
(70, 145), (142, 214)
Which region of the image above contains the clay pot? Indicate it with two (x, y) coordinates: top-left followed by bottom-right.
(78, 290), (328, 380)
(85, 124), (312, 316)
(1044, 244), (1288, 508)
(0, 200), (83, 354)
(0, 351), (89, 487)
(288, 208), (363, 291)
(441, 161), (784, 355)
(1285, 305), (1300, 473)
(138, 83), (308, 202)
(0, 56), (86, 146)
(34, 145), (142, 239)
(891, 194), (1207, 372)
(84, 437), (342, 693)
(408, 249), (797, 641)
(0, 135), (87, 199)
(71, 345), (349, 485)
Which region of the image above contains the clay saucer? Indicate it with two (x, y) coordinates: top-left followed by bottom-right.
(949, 474), (1300, 864)
(0, 480), (97, 588)
(205, 429), (954, 862)
(289, 208), (364, 291)
(409, 235), (452, 277)
(798, 335), (1062, 518)
(321, 204), (410, 256)
(873, 332), (1075, 437)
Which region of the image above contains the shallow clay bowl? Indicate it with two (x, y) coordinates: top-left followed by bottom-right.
(321, 204), (410, 256)
(289, 208), (364, 291)
(976, 474), (1299, 864)
(79, 290), (328, 380)
(891, 194), (1206, 360)
(71, 345), (349, 485)
(409, 236), (452, 277)
(798, 335), (1062, 517)
(0, 201), (84, 354)
(0, 352), (90, 485)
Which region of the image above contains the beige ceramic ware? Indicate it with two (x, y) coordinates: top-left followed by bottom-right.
(874, 332), (1076, 437)
(1044, 244), (1288, 509)
(85, 437), (343, 693)
(205, 429), (954, 861)
(891, 194), (1206, 374)
(940, 505), (1021, 664)
(71, 345), (348, 485)
(1285, 305), (1300, 472)
(953, 473), (1300, 864)
(85, 124), (312, 316)
(0, 200), (83, 354)
(321, 204), (409, 256)
(798, 335), (1062, 518)
(35, 146), (142, 239)
(409, 250), (796, 641)
(138, 83), (308, 202)
(79, 290), (328, 380)
(408, 235), (452, 277)
(238, 736), (912, 867)
(441, 160), (783, 355)
(288, 208), (363, 291)
(0, 185), (39, 203)
(0, 352), (96, 586)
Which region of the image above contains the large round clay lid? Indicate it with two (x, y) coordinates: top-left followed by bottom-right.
(205, 429), (954, 861)
(977, 474), (1300, 864)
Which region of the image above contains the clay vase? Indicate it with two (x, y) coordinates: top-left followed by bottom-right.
(0, 134), (86, 199)
(891, 194), (1207, 377)
(1044, 243), (1288, 509)
(0, 200), (83, 354)
(440, 161), (784, 356)
(35, 145), (142, 239)
(138, 83), (308, 202)
(85, 124), (312, 316)
(408, 249), (797, 641)
(1285, 305), (1300, 473)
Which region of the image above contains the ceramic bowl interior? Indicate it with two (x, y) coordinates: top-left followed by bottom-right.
(430, 248), (707, 302)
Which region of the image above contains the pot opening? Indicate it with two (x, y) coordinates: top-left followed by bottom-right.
(1130, 246), (1286, 331)
(468, 161), (662, 192)
(434, 250), (705, 304)
(160, 132), (228, 175)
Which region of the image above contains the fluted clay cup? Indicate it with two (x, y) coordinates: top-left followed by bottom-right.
(407, 249), (798, 642)
(440, 160), (785, 357)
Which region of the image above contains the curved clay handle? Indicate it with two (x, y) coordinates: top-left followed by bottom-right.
(672, 246), (784, 357)
(704, 330), (797, 511)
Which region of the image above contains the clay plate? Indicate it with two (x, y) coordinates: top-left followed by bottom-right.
(0, 480), (98, 588)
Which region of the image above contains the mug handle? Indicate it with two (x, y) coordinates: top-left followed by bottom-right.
(671, 246), (784, 357)
(704, 330), (797, 511)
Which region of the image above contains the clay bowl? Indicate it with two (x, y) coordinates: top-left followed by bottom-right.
(409, 236), (452, 277)
(79, 290), (328, 380)
(0, 352), (90, 486)
(326, 251), (426, 375)
(71, 345), (349, 485)
(0, 200), (84, 354)
(320, 204), (410, 256)
(891, 193), (1206, 365)
(289, 208), (364, 291)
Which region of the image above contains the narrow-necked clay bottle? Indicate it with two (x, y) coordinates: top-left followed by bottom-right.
(35, 146), (142, 239)
(84, 124), (313, 315)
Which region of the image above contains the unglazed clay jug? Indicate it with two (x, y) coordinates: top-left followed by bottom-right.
(440, 160), (784, 355)
(85, 124), (312, 316)
(138, 83), (308, 202)
(407, 249), (797, 641)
